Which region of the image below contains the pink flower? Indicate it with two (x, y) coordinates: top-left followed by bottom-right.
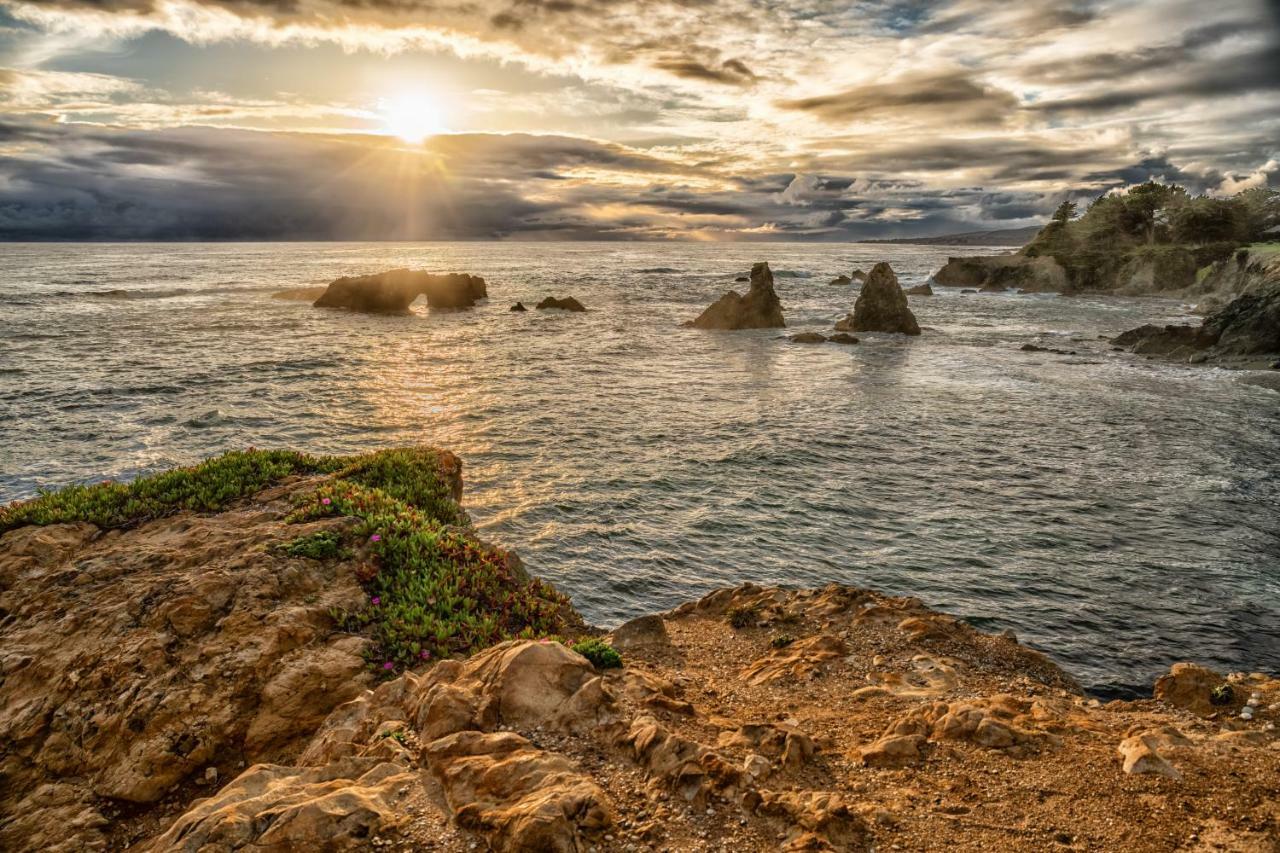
(371, 596), (381, 606)
(382, 661), (394, 671)
(369, 534), (381, 542)
(321, 497), (331, 506)
(419, 650), (432, 660)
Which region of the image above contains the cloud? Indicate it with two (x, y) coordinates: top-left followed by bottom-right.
(777, 70), (1019, 126)
(651, 56), (757, 86)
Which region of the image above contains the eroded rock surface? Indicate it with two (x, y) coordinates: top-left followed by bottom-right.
(312, 269), (487, 313)
(4, 519), (1279, 851)
(686, 262), (786, 330)
(834, 262), (920, 335)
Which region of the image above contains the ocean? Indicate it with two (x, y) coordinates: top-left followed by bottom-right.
(1, 241), (1277, 696)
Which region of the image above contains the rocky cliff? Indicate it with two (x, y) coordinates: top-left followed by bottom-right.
(2, 451), (1278, 852)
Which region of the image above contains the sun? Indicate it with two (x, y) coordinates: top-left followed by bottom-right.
(378, 93), (444, 144)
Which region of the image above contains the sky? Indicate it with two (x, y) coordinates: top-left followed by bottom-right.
(0, 0), (1277, 240)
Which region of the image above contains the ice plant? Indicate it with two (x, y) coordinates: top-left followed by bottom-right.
(321, 497), (331, 506)
(371, 596), (381, 605)
(382, 661), (394, 671)
(369, 533), (381, 542)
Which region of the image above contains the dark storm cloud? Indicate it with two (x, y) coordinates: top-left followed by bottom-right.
(1021, 20), (1256, 85)
(1031, 42), (1280, 113)
(0, 120), (686, 239)
(650, 57), (757, 86)
(777, 70), (1018, 125)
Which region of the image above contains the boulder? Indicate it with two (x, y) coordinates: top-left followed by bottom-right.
(685, 262), (786, 330)
(904, 283), (933, 296)
(1153, 663), (1228, 716)
(833, 262), (920, 335)
(313, 269), (487, 313)
(830, 275), (852, 285)
(1111, 323), (1216, 359)
(536, 296), (587, 312)
(510, 301), (527, 312)
(1204, 282), (1280, 355)
(789, 332), (828, 343)
(608, 615), (671, 652)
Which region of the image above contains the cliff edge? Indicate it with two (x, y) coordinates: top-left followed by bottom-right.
(1, 451), (1277, 852)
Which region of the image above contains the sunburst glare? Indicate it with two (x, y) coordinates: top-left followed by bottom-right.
(377, 92), (445, 144)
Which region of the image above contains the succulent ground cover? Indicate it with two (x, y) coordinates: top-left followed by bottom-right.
(1, 446), (579, 673)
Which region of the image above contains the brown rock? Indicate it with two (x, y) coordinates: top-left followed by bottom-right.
(789, 332), (828, 343)
(904, 283), (934, 295)
(535, 296), (587, 312)
(608, 614), (671, 651)
(425, 730), (614, 852)
(1153, 662), (1228, 716)
(149, 759), (416, 850)
(313, 269), (487, 313)
(686, 262), (786, 330)
(833, 262), (920, 335)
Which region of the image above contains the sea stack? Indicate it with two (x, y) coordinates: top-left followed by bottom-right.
(686, 261), (785, 330)
(312, 269), (487, 313)
(834, 262), (921, 335)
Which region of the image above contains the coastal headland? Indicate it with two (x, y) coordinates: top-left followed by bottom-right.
(2, 449), (1276, 851)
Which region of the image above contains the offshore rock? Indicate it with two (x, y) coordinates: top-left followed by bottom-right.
(904, 283), (934, 296)
(686, 262), (786, 330)
(535, 296), (587, 312)
(834, 262), (920, 335)
(313, 269), (487, 313)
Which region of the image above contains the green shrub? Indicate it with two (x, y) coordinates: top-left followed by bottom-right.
(1210, 684), (1234, 706)
(5, 446), (577, 675)
(571, 638), (623, 669)
(1, 449), (343, 534)
(770, 634), (795, 648)
(307, 448), (575, 672)
(275, 530), (346, 560)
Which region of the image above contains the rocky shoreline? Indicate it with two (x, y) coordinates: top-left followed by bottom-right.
(2, 449), (1277, 852)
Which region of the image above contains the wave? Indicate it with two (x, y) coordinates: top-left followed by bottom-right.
(2, 284), (265, 303)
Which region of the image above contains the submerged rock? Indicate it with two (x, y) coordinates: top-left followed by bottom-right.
(1020, 343), (1077, 355)
(312, 269), (487, 313)
(851, 269), (868, 282)
(536, 296), (587, 312)
(830, 274), (852, 285)
(789, 332), (828, 343)
(509, 301), (527, 312)
(834, 262), (920, 335)
(828, 332), (859, 344)
(685, 261), (786, 330)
